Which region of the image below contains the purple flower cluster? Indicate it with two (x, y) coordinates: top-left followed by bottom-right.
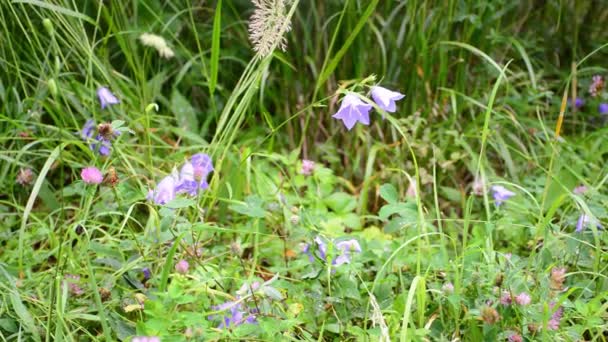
(211, 299), (257, 329)
(302, 236), (362, 267)
(80, 120), (120, 156)
(568, 75), (608, 115)
(332, 86), (404, 130)
(148, 153), (214, 205)
(500, 291), (531, 306)
(575, 213), (603, 232)
(589, 75), (604, 97)
(547, 302), (563, 330)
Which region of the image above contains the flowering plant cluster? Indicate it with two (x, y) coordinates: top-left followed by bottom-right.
(78, 87), (121, 186)
(209, 275), (282, 329)
(332, 85), (404, 130)
(302, 236), (362, 267)
(148, 153), (214, 205)
(570, 75), (608, 116)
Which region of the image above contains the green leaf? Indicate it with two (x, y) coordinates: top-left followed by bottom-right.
(316, 0), (380, 91)
(379, 183), (399, 204)
(209, 0), (222, 95)
(229, 196), (266, 218)
(378, 202), (417, 220)
(171, 90), (199, 133)
(439, 186), (462, 203)
(165, 197), (196, 209)
(324, 192), (356, 213)
(9, 291), (40, 341)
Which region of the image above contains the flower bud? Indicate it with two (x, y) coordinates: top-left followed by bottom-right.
(48, 78), (58, 97)
(42, 18), (54, 36)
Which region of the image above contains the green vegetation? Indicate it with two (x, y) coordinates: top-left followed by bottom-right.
(1, 0), (607, 341)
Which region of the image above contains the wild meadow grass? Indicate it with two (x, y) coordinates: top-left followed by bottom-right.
(1, 0), (607, 341)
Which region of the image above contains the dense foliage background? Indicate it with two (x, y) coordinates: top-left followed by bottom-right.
(1, 0), (607, 341)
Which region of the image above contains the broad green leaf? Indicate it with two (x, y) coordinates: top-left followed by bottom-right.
(379, 183), (399, 204)
(229, 196), (266, 218)
(171, 90), (199, 133)
(165, 198), (196, 209)
(324, 192), (356, 213)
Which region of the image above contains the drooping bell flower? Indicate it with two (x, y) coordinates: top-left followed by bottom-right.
(599, 103), (608, 114)
(568, 97), (584, 108)
(308, 236), (361, 267)
(191, 153), (214, 190)
(175, 162), (199, 196)
(333, 239), (362, 266)
(575, 213), (603, 232)
(96, 87), (120, 109)
(79, 120), (119, 156)
(491, 185), (516, 206)
(371, 86), (405, 113)
(332, 93), (373, 130)
(211, 300), (257, 329)
(152, 174), (177, 205)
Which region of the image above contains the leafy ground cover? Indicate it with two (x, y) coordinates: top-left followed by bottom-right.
(1, 0), (607, 341)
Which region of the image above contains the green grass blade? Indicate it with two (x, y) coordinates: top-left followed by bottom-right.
(315, 0), (380, 93)
(19, 144), (62, 270)
(210, 0), (222, 95)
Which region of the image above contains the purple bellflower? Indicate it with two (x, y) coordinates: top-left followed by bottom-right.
(333, 239), (362, 266)
(97, 87), (120, 109)
(142, 268), (151, 281)
(371, 86), (405, 113)
(599, 103), (608, 114)
(314, 236), (328, 260)
(176, 154), (214, 196)
(301, 243), (314, 262)
(191, 153), (214, 190)
(332, 93), (373, 130)
(149, 153), (213, 205)
(308, 236), (361, 266)
(211, 300), (257, 329)
(80, 120), (120, 156)
(80, 120), (96, 140)
(568, 97), (584, 108)
(575, 213), (603, 232)
(491, 185), (516, 206)
(152, 174), (177, 205)
(175, 162), (199, 196)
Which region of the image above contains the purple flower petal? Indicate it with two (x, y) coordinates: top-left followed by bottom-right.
(314, 236), (328, 260)
(333, 239), (362, 266)
(332, 93), (373, 130)
(371, 86), (405, 113)
(176, 162), (199, 196)
(491, 185), (516, 206)
(153, 175), (177, 205)
(80, 119), (95, 140)
(97, 87), (120, 109)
